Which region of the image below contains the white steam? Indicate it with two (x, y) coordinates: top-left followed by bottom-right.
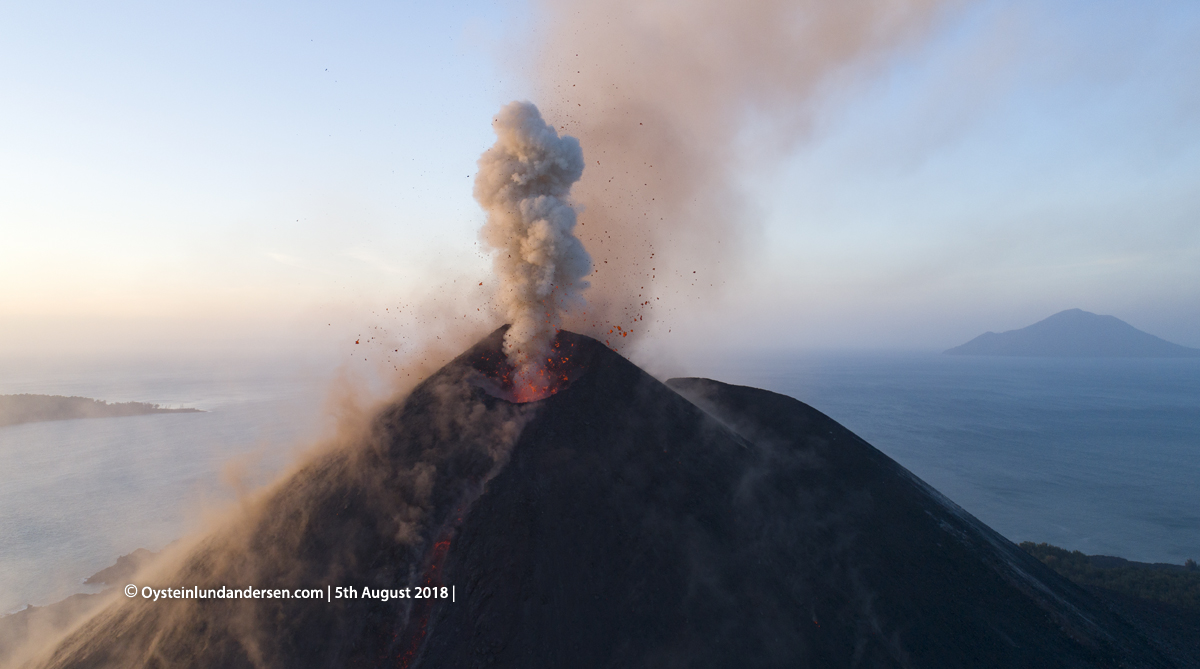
(475, 101), (592, 389)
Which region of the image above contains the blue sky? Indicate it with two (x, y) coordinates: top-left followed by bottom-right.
(743, 1), (1200, 350)
(2, 0), (1198, 363)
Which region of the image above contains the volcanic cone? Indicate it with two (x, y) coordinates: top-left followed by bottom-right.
(30, 327), (1174, 668)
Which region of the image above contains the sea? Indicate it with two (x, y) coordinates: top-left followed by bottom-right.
(691, 352), (1200, 568)
(0, 355), (339, 614)
(1, 351), (1198, 615)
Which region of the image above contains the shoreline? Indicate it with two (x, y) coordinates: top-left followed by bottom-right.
(0, 394), (203, 428)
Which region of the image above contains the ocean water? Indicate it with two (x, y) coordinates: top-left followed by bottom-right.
(0, 357), (338, 614)
(691, 353), (1200, 566)
(2, 352), (1197, 614)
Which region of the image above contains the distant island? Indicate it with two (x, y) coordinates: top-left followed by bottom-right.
(946, 308), (1200, 357)
(0, 394), (202, 428)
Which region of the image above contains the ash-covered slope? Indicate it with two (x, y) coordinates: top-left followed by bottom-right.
(31, 327), (539, 669)
(31, 328), (1174, 668)
(419, 339), (1171, 668)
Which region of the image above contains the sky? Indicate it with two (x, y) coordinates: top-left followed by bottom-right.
(2, 0), (1198, 367)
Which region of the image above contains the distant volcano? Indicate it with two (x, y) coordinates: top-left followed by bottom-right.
(946, 309), (1200, 357)
(32, 328), (1174, 668)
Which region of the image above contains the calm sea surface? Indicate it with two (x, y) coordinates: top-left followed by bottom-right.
(691, 353), (1200, 568)
(0, 357), (336, 614)
(1, 353), (1197, 614)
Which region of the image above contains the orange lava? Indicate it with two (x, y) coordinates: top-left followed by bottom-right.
(395, 532), (454, 668)
(471, 332), (583, 403)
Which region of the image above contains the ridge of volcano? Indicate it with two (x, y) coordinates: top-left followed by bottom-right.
(29, 328), (1174, 668)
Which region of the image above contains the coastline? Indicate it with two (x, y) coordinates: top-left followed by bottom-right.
(0, 394), (202, 428)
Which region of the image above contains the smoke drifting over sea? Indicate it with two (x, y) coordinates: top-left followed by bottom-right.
(475, 102), (592, 393)
(532, 0), (954, 343)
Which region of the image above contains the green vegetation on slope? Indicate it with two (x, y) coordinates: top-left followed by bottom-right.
(1020, 542), (1200, 611)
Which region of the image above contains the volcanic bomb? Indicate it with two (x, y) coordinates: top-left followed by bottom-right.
(24, 326), (1179, 668)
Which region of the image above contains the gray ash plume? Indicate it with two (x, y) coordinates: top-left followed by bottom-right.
(475, 102), (592, 400)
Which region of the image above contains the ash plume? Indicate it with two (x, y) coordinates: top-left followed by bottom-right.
(474, 101), (592, 394)
(529, 0), (955, 343)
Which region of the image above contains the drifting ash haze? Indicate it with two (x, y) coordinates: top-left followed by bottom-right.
(533, 0), (956, 346)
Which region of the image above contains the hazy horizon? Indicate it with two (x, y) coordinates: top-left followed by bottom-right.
(4, 0), (1199, 367)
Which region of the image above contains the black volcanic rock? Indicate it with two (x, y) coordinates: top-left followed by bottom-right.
(422, 367), (1171, 668)
(31, 328), (1177, 668)
(946, 309), (1200, 357)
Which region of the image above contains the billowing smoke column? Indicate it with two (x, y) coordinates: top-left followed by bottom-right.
(475, 101), (592, 397)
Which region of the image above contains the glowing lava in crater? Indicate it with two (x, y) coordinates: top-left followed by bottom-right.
(470, 330), (586, 403)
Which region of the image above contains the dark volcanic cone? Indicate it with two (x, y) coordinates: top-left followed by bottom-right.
(32, 328), (1173, 668)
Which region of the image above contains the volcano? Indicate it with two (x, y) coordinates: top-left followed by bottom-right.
(30, 328), (1175, 668)
(946, 309), (1200, 358)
